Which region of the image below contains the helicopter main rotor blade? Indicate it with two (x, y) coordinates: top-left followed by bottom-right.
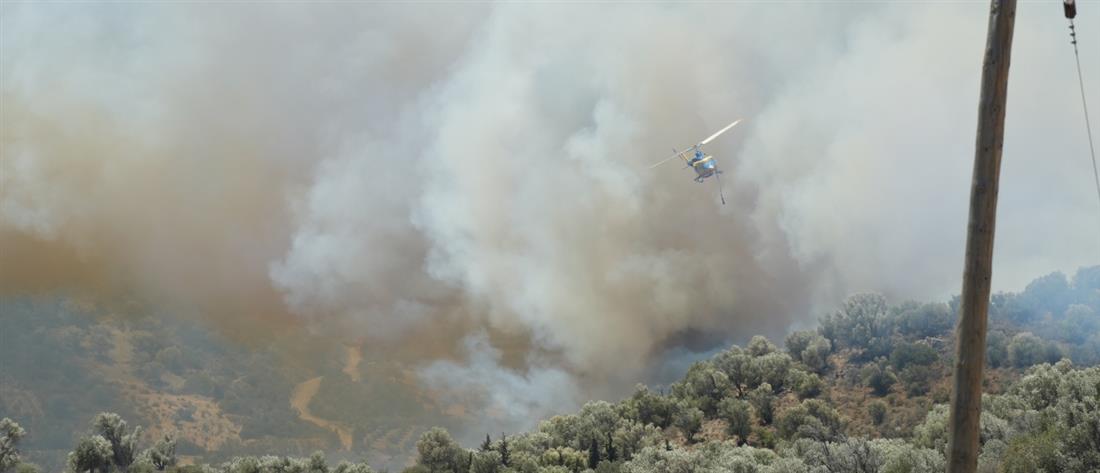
(649, 154), (681, 169)
(699, 119), (743, 146)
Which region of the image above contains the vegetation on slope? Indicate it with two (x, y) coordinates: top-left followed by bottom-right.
(6, 266), (1100, 473)
(391, 267), (1100, 473)
(0, 298), (447, 472)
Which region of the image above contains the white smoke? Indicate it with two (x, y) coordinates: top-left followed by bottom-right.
(3, 1), (1098, 434)
(419, 333), (582, 438)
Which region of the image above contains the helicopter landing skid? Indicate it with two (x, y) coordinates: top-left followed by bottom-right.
(694, 170), (721, 183)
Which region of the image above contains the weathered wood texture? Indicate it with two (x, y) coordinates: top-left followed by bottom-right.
(946, 1), (1017, 472)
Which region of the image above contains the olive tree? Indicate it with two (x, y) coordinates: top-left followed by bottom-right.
(92, 413), (141, 471)
(786, 332), (831, 373)
(143, 435), (176, 471)
(670, 362), (730, 416)
(416, 428), (463, 473)
(776, 400), (842, 442)
(68, 436), (113, 473)
(1, 418), (26, 473)
(717, 398), (752, 445)
(670, 402), (703, 444)
(332, 461), (375, 473)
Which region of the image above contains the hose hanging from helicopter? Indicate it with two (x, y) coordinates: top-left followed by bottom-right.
(1063, 0), (1100, 217)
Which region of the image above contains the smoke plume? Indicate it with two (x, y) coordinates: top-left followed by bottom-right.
(2, 2), (1097, 430)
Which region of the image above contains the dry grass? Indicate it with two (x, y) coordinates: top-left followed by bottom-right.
(95, 327), (244, 451)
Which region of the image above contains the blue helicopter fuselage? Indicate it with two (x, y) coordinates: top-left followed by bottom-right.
(688, 149), (717, 181)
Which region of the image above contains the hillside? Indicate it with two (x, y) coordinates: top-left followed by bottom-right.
(393, 266), (1100, 472)
(0, 298), (461, 472)
(3, 266), (1100, 473)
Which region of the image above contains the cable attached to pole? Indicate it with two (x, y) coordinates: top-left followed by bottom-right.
(1065, 0), (1100, 216)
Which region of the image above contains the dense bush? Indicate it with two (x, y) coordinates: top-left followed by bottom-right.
(1, 418), (29, 473)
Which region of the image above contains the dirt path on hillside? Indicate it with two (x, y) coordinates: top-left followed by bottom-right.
(290, 376), (353, 450)
(343, 345), (362, 382)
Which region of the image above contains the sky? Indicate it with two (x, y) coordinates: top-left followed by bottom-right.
(2, 1), (1098, 431)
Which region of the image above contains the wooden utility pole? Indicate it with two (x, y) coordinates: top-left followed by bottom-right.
(947, 1), (1016, 472)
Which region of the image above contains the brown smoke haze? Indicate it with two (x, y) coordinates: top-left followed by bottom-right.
(2, 2), (1098, 429)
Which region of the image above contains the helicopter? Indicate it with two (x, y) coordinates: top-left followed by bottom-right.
(649, 119), (743, 204)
